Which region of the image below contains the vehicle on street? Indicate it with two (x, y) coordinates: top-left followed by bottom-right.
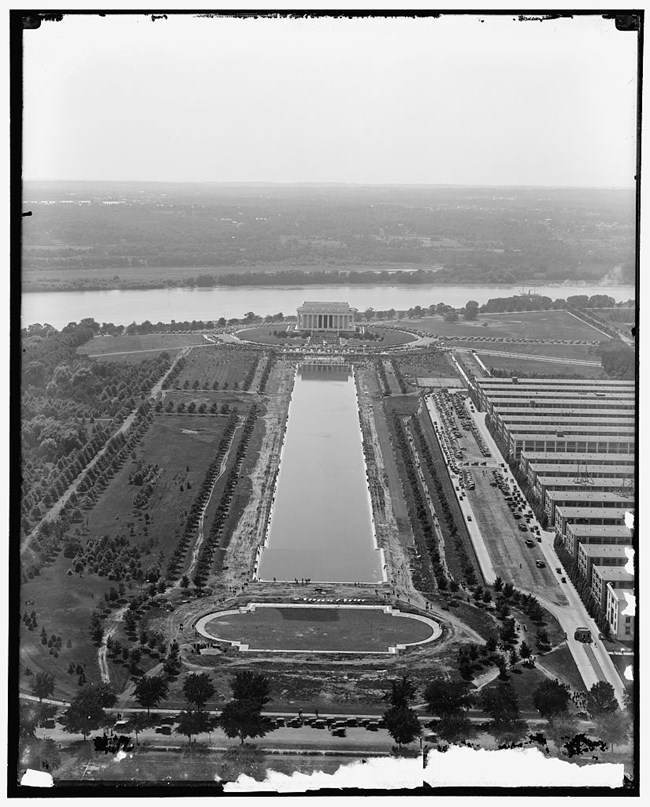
(535, 560), (546, 568)
(525, 539), (534, 547)
(561, 576), (567, 582)
(574, 627), (593, 643)
(467, 515), (472, 521)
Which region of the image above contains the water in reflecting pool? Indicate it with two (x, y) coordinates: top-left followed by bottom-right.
(257, 362), (384, 583)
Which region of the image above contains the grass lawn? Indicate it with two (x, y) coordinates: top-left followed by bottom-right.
(480, 355), (605, 378)
(83, 414), (232, 565)
(78, 333), (208, 356)
(20, 555), (115, 699)
(238, 326), (306, 346)
(537, 645), (586, 692)
(396, 310), (608, 341)
(173, 345), (261, 390)
(481, 663), (551, 713)
(456, 342), (600, 361)
(394, 350), (458, 381)
(200, 606), (436, 652)
(360, 327), (416, 347)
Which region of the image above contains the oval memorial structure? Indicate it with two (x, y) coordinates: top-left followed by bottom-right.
(195, 603), (441, 654)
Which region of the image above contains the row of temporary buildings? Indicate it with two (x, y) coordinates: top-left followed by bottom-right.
(475, 377), (635, 641)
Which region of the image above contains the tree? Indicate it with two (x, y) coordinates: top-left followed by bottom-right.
(182, 672), (216, 710)
(175, 709), (214, 746)
(383, 705), (422, 748)
(436, 712), (476, 744)
(385, 675), (417, 708)
(479, 682), (523, 732)
(444, 310), (459, 323)
(133, 674), (169, 715)
(593, 711), (630, 754)
(519, 641), (532, 661)
(586, 681), (618, 717)
(424, 678), (475, 717)
(124, 713), (154, 745)
(60, 685), (111, 740)
(31, 671), (56, 702)
(218, 699), (274, 746)
(463, 301), (479, 321)
(532, 680), (571, 719)
(545, 714), (580, 750)
(231, 671), (271, 710)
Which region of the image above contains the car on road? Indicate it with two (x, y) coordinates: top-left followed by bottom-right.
(525, 539), (534, 547)
(518, 524), (528, 532)
(561, 576), (567, 582)
(535, 560), (546, 568)
(556, 567), (561, 573)
(536, 536), (542, 543)
(331, 728), (347, 737)
(467, 515), (472, 521)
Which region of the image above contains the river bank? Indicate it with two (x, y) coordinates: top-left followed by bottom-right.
(21, 283), (635, 330)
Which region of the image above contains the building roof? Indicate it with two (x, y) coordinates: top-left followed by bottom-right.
(566, 523), (633, 538)
(592, 566), (634, 583)
(478, 378), (634, 387)
(298, 301), (352, 314)
(555, 506), (632, 521)
(537, 476), (630, 489)
(501, 416), (634, 426)
(546, 490), (634, 504)
(497, 408), (633, 418)
(520, 452), (635, 463)
(509, 429), (634, 440)
(578, 544), (632, 558)
(530, 465), (634, 476)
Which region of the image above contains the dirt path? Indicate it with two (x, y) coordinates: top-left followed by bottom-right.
(98, 604), (129, 684)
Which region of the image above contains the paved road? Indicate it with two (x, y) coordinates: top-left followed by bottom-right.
(423, 395), (495, 583)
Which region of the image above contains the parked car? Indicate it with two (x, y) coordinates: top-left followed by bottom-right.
(535, 560), (546, 568)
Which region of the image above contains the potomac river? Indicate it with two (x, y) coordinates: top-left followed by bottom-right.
(22, 283), (635, 329)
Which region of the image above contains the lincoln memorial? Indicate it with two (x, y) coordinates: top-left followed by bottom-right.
(296, 301), (356, 332)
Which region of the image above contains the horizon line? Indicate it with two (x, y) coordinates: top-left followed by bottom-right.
(22, 179), (635, 191)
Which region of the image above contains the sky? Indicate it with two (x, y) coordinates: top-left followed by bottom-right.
(22, 13), (639, 187)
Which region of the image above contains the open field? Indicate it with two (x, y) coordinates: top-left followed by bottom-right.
(479, 355), (606, 379)
(539, 645), (587, 692)
(78, 333), (209, 356)
(395, 350), (458, 382)
(393, 310), (608, 341)
(480, 663), (555, 714)
(20, 555), (116, 699)
(454, 342), (600, 361)
(83, 415), (234, 562)
(172, 345), (261, 390)
(200, 606), (436, 652)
